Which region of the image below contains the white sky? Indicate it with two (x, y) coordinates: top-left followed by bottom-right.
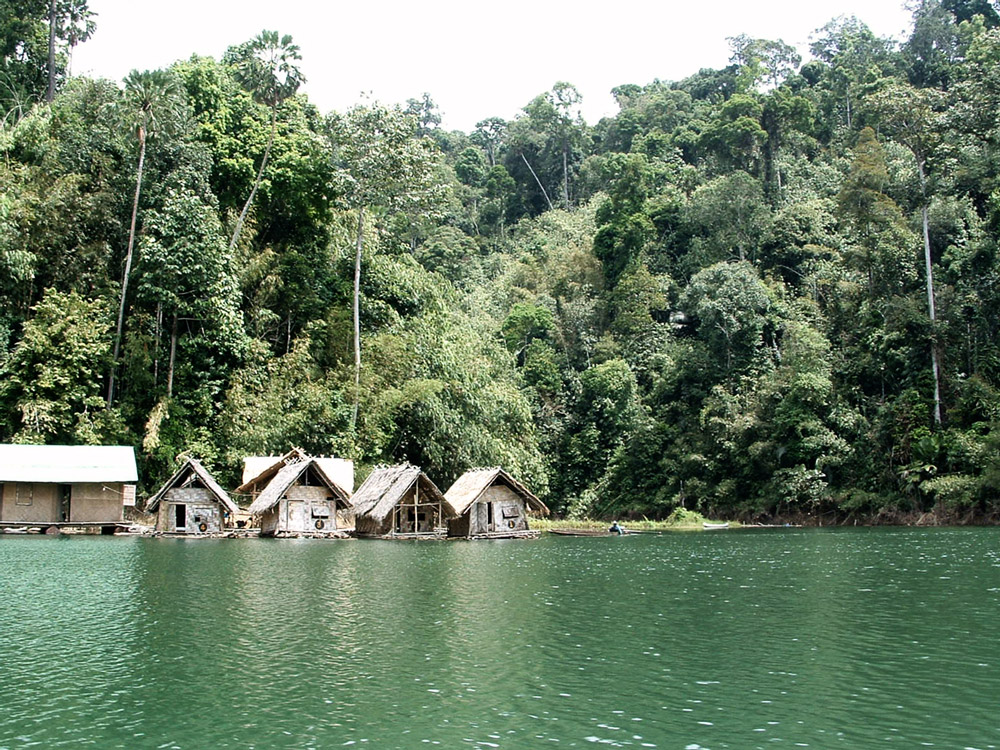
(72, 0), (914, 133)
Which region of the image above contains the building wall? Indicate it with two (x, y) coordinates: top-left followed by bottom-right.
(336, 509), (355, 531)
(354, 516), (385, 536)
(0, 482), (59, 523)
(70, 483), (125, 523)
(155, 488), (224, 533)
(262, 488), (341, 535)
(0, 482), (125, 524)
(260, 506), (281, 535)
(487, 484), (529, 532)
(462, 484), (528, 535)
(449, 511), (472, 537)
(286, 486), (330, 502)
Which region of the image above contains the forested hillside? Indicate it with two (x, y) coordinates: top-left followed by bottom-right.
(3, 1), (1000, 522)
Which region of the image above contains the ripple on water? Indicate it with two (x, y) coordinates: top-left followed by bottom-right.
(0, 529), (999, 748)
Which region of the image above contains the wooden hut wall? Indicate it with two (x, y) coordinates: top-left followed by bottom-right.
(450, 510), (472, 537)
(260, 497), (340, 534)
(282, 489), (339, 533)
(354, 515), (385, 536)
(259, 504), (282, 535)
(1, 482), (58, 523)
(0, 482), (124, 524)
(156, 487), (224, 533)
(69, 483), (126, 523)
(336, 507), (354, 531)
(474, 484), (528, 535)
(261, 468), (342, 535)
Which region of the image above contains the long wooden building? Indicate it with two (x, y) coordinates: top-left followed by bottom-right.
(445, 467), (548, 538)
(352, 464), (457, 538)
(0, 444), (137, 531)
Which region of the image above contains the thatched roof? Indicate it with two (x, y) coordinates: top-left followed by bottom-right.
(445, 467), (549, 516)
(247, 458), (352, 515)
(146, 458), (237, 514)
(236, 448), (307, 492)
(0, 444), (137, 483)
(237, 448), (354, 495)
(351, 464), (456, 523)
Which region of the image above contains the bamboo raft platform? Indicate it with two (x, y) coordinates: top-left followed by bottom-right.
(464, 529), (540, 540)
(270, 529), (351, 539)
(1, 522), (134, 535)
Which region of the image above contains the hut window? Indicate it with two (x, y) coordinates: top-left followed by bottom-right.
(175, 504), (187, 529)
(311, 506), (330, 518)
(15, 484), (32, 506)
(502, 505), (520, 519)
(487, 502), (493, 527)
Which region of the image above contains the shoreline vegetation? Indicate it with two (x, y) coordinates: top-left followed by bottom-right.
(533, 508), (733, 531)
(4, 3), (1000, 525)
(534, 503), (1000, 529)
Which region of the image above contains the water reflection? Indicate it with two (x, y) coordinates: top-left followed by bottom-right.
(1, 529), (999, 748)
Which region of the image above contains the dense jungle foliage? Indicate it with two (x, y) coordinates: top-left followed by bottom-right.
(4, 0), (1000, 522)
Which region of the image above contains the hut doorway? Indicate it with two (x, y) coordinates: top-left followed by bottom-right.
(59, 484), (72, 522)
(175, 503), (187, 530)
(397, 505), (415, 533)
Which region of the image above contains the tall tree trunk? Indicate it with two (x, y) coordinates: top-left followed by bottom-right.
(562, 143), (570, 207)
(521, 152), (554, 212)
(918, 159), (942, 426)
(229, 107), (277, 252)
(153, 301), (161, 388)
(108, 125), (146, 406)
(167, 314), (177, 398)
(351, 207), (364, 432)
(46, 0), (56, 102)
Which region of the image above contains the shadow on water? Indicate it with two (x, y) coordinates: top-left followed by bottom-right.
(1, 528), (999, 748)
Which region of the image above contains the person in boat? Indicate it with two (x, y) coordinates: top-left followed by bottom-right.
(609, 521), (625, 535)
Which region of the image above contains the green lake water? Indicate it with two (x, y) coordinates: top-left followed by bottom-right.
(1, 528), (998, 749)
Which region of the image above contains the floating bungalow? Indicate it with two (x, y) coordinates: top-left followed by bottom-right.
(146, 458), (237, 535)
(445, 467), (549, 539)
(239, 450), (353, 537)
(0, 444), (137, 532)
(352, 464), (457, 539)
(240, 448), (354, 498)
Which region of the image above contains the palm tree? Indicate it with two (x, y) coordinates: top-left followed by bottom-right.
(107, 69), (184, 406)
(46, 0), (95, 102)
(227, 30), (304, 252)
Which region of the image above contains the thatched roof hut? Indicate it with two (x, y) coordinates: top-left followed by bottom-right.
(246, 459), (351, 516)
(146, 458), (237, 534)
(352, 464), (457, 538)
(445, 467), (548, 538)
(242, 451), (353, 538)
(237, 448), (354, 497)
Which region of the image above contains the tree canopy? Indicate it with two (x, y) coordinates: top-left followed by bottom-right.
(4, 4), (1000, 524)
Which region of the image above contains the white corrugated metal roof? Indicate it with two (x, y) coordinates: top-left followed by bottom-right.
(315, 458), (354, 494)
(0, 445), (138, 483)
